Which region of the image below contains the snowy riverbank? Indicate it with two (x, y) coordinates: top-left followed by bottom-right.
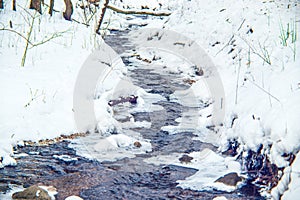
(1, 0), (299, 199)
(144, 0), (300, 198)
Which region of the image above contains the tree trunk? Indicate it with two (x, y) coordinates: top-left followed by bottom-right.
(12, 0), (16, 11)
(96, 0), (109, 34)
(49, 0), (54, 16)
(0, 0), (3, 9)
(30, 0), (42, 14)
(63, 0), (73, 21)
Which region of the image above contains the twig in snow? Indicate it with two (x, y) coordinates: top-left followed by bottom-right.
(237, 18), (246, 31)
(235, 53), (241, 105)
(0, 27), (34, 45)
(29, 30), (68, 48)
(216, 35), (234, 55)
(24, 86), (46, 107)
(238, 35), (272, 65)
(268, 87), (273, 107)
(246, 78), (281, 104)
(71, 18), (90, 27)
(216, 19), (245, 55)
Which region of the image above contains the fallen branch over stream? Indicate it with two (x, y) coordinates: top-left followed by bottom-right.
(107, 5), (171, 16)
(96, 1), (171, 34)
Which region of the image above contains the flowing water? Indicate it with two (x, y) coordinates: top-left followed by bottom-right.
(0, 26), (263, 199)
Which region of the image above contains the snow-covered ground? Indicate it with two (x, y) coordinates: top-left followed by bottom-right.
(0, 0), (172, 166)
(148, 0), (300, 198)
(1, 0), (300, 199)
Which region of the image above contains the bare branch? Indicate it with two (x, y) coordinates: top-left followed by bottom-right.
(216, 19), (245, 56)
(107, 4), (171, 16)
(72, 18), (90, 27)
(246, 78), (281, 103)
(0, 28), (34, 46)
(18, 5), (36, 18)
(30, 30), (68, 48)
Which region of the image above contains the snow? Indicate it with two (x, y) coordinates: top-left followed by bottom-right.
(36, 190), (40, 197)
(281, 152), (300, 200)
(0, 0), (155, 166)
(1, 0), (300, 198)
(144, 148), (242, 192)
(0, 154), (17, 168)
(129, 0), (299, 197)
(138, 0), (299, 197)
(0, 0), (96, 167)
(12, 152), (29, 158)
(0, 185), (57, 200)
(0, 185), (24, 200)
(70, 131), (152, 162)
(65, 196), (84, 200)
(53, 154), (78, 162)
(156, 0), (300, 154)
(38, 186), (57, 200)
(213, 197), (228, 200)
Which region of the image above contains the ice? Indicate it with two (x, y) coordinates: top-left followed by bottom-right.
(213, 197), (228, 200)
(65, 196), (84, 200)
(53, 155), (78, 162)
(1, 155), (17, 167)
(70, 133), (152, 162)
(0, 185), (24, 200)
(145, 148), (241, 192)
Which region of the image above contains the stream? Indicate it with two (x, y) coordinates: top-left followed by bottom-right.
(0, 25), (263, 200)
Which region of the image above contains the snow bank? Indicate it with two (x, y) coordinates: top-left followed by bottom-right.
(70, 132), (152, 162)
(141, 0), (299, 197)
(213, 197), (227, 200)
(1, 0), (299, 198)
(0, 0), (182, 169)
(159, 0), (300, 156)
(1, 0), (94, 166)
(145, 148), (242, 192)
(0, 0), (158, 167)
(0, 185), (24, 200)
(281, 152), (300, 200)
